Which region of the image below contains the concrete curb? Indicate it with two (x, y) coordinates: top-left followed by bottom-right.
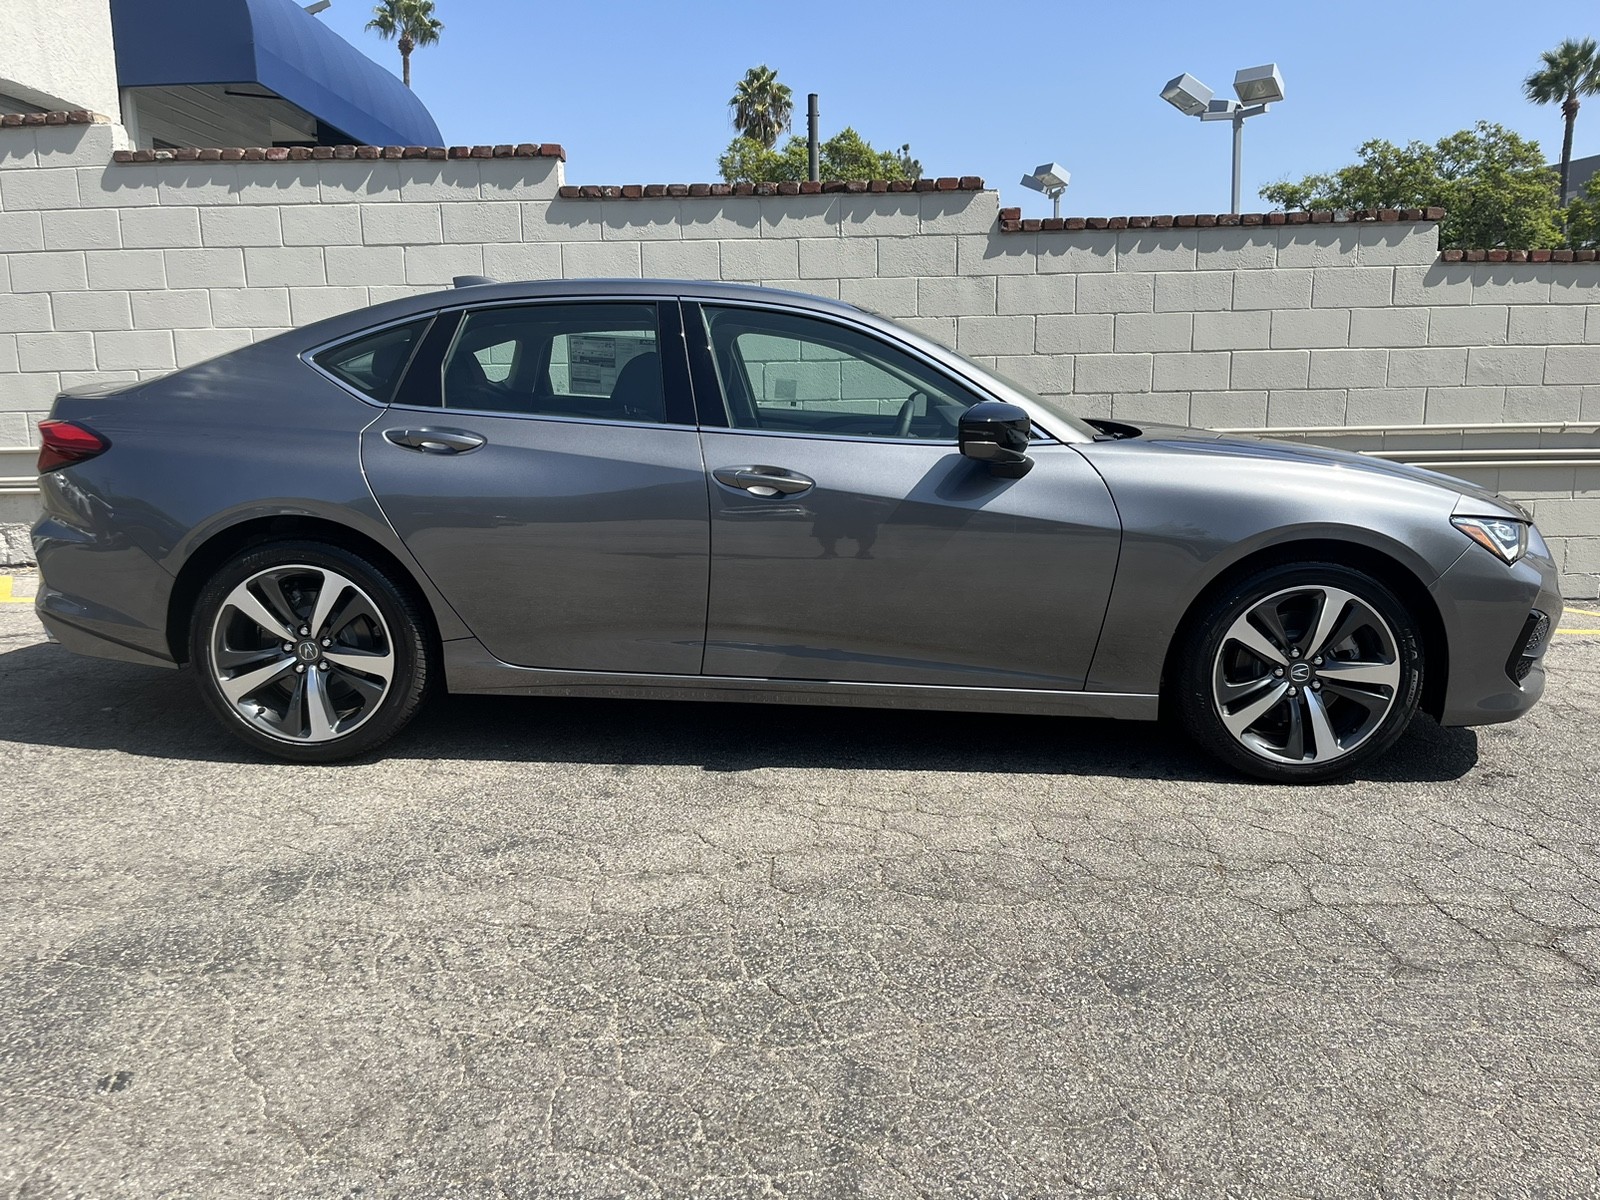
(0, 525), (34, 569)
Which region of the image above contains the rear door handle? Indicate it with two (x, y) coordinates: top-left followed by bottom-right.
(384, 427), (486, 455)
(713, 465), (815, 497)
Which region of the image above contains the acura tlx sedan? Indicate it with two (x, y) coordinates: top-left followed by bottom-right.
(32, 280), (1561, 781)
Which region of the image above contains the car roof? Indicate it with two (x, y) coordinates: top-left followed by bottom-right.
(302, 278), (876, 345)
(450, 278), (846, 307)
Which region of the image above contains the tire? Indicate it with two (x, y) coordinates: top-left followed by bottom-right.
(188, 539), (434, 763)
(1173, 562), (1424, 783)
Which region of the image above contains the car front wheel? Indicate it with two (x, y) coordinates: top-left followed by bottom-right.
(189, 540), (433, 762)
(1175, 562), (1424, 782)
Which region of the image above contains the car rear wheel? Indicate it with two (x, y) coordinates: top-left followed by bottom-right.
(1174, 562), (1424, 782)
(189, 540), (433, 762)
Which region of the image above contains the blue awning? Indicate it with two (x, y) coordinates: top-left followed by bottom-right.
(110, 0), (443, 147)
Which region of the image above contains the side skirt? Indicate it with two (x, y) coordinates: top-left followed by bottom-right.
(443, 639), (1160, 722)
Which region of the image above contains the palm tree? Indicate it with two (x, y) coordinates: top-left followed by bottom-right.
(1524, 37), (1600, 202)
(729, 65), (793, 150)
(366, 0), (444, 90)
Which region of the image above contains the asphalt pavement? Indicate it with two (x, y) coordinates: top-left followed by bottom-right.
(2, 578), (1599, 1199)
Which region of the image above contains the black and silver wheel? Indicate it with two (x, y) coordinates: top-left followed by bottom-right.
(1175, 563), (1423, 782)
(190, 540), (433, 762)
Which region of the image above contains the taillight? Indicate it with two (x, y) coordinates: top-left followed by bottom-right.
(38, 419), (111, 473)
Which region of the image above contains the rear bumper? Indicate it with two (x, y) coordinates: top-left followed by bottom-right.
(1430, 541), (1562, 727)
(36, 603), (177, 669)
(32, 508), (178, 669)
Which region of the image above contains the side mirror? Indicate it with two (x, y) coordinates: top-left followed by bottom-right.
(959, 401), (1034, 478)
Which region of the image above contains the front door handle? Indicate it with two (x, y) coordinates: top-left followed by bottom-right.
(384, 427), (486, 455)
(713, 465), (815, 497)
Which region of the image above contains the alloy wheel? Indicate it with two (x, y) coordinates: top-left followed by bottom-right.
(208, 564), (396, 744)
(1211, 585), (1401, 766)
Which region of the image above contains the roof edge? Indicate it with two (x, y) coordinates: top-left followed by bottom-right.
(557, 177), (985, 199)
(0, 110), (114, 127)
(995, 206), (1447, 232)
(111, 142), (564, 162)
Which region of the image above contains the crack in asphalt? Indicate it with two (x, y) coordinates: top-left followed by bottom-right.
(1, 607), (1598, 1197)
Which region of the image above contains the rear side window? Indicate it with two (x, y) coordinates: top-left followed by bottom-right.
(440, 302), (666, 422)
(313, 319), (430, 403)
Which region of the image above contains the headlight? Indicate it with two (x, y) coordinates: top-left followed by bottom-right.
(1452, 515), (1529, 564)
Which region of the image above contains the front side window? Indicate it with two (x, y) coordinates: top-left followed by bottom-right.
(440, 302), (666, 422)
(312, 318), (430, 403)
(701, 306), (978, 440)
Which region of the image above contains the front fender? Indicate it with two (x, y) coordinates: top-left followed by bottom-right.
(1077, 441), (1468, 696)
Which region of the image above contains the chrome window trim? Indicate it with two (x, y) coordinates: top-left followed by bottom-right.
(699, 426), (1063, 449)
(298, 291), (1075, 446)
(701, 426), (958, 448)
(383, 400), (701, 433)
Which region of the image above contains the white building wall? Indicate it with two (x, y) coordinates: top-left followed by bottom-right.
(0, 0), (121, 119)
(1, 118), (1598, 595)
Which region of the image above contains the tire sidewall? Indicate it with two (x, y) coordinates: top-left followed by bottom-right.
(189, 540), (431, 762)
(1176, 562), (1424, 783)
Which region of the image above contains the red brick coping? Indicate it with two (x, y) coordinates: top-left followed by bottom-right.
(992, 205), (1597, 262)
(1, 110), (111, 126)
(557, 177), (984, 199)
(996, 205), (1448, 232)
(1443, 248), (1598, 262)
(109, 143), (565, 163)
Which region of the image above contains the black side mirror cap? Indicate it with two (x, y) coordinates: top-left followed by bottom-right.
(959, 401), (1034, 478)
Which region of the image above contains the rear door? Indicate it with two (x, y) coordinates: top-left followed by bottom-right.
(686, 300), (1121, 690)
(356, 298), (709, 674)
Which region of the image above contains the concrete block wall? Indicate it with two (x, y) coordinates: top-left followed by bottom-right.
(0, 0), (120, 119)
(1, 116), (1598, 596)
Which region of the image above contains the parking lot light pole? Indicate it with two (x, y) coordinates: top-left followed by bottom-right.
(1161, 64), (1285, 214)
(1020, 162), (1071, 218)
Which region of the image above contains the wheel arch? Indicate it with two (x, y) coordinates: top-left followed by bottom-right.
(1159, 538), (1450, 722)
(166, 514), (449, 666)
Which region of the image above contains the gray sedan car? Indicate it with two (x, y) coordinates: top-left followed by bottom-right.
(32, 280), (1561, 781)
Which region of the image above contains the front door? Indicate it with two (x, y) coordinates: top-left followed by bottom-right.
(688, 302), (1121, 690)
(360, 299), (708, 674)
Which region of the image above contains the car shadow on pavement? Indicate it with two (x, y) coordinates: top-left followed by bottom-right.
(0, 641), (1480, 784)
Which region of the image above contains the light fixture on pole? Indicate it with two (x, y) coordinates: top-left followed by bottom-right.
(1020, 162), (1071, 218)
(303, 0), (332, 12)
(1161, 63), (1284, 214)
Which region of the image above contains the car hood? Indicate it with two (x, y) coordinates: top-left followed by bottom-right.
(1096, 423), (1520, 517)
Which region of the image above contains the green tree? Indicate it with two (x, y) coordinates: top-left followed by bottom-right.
(729, 66), (793, 149)
(1260, 122), (1562, 249)
(1565, 175), (1600, 245)
(719, 128), (920, 184)
(366, 0), (443, 89)
(718, 137), (784, 184)
(1523, 37), (1600, 203)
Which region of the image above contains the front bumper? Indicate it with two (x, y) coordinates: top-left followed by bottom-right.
(1429, 540), (1562, 727)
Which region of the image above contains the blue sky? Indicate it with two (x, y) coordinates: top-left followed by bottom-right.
(322, 0), (1593, 218)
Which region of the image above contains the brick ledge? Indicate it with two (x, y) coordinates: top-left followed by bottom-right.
(996, 206), (1447, 232)
(1444, 248), (1597, 263)
(558, 176), (983, 199)
(110, 143), (564, 163)
(1, 110), (112, 127)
